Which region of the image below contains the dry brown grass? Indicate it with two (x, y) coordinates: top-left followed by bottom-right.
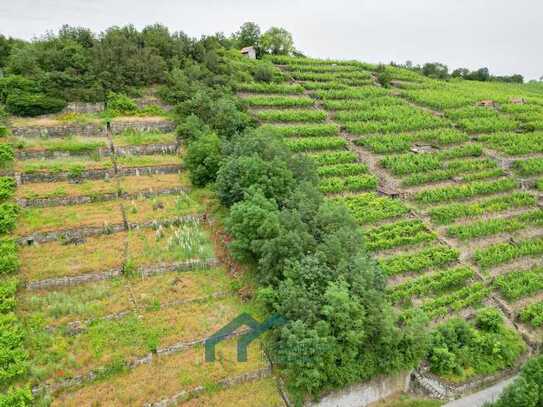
(181, 377), (284, 406)
(19, 267), (231, 327)
(52, 339), (267, 406)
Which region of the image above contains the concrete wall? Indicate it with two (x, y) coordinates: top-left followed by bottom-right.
(306, 371), (411, 407)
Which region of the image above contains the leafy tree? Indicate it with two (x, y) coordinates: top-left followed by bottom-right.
(185, 132), (222, 186)
(422, 62), (449, 80)
(235, 22), (261, 48)
(260, 27), (294, 55)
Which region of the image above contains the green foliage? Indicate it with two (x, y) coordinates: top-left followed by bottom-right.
(185, 132), (222, 187)
(414, 178), (517, 204)
(337, 193), (409, 225)
(285, 136), (346, 152)
(0, 177), (16, 202)
(356, 129), (468, 154)
(236, 82), (304, 94)
(176, 92), (253, 139)
(252, 63), (276, 83)
(494, 267), (543, 301)
(389, 267), (474, 303)
(0, 144), (14, 168)
(0, 203), (18, 234)
(428, 309), (524, 380)
(106, 92), (137, 115)
(428, 192), (536, 224)
(259, 123), (339, 138)
(315, 87), (389, 100)
(259, 27), (294, 55)
(479, 132), (543, 156)
(307, 151), (357, 166)
(0, 313), (28, 386)
(447, 209), (543, 240)
(0, 386), (32, 406)
(242, 96), (314, 107)
(5, 93), (66, 117)
(513, 158), (543, 176)
(317, 163), (368, 178)
(0, 239), (19, 276)
(365, 220), (436, 251)
(345, 115), (446, 134)
(474, 236), (543, 269)
(379, 245), (459, 276)
(519, 302), (543, 327)
(255, 109), (326, 123)
(320, 175), (378, 194)
(323, 97), (404, 111)
(419, 283), (491, 319)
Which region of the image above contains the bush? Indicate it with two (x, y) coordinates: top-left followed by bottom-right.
(185, 132), (222, 187)
(0, 76), (40, 104)
(0, 239), (18, 275)
(0, 177), (15, 202)
(106, 92), (138, 115)
(0, 203), (18, 234)
(0, 144), (14, 168)
(5, 93), (66, 117)
(176, 114), (211, 143)
(253, 63), (275, 83)
(476, 307), (503, 333)
(0, 386), (32, 406)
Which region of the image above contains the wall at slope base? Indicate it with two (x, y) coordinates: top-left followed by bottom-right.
(305, 371), (412, 407)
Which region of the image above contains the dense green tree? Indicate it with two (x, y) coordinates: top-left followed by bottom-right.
(185, 132), (222, 186)
(260, 27), (294, 55)
(234, 22), (261, 48)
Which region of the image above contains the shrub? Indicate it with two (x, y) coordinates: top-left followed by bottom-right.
(0, 203), (18, 234)
(0, 177), (16, 202)
(0, 386), (32, 406)
(176, 114), (211, 143)
(0, 144), (14, 168)
(253, 63), (275, 82)
(0, 239), (18, 275)
(106, 92), (138, 115)
(5, 93), (66, 117)
(0, 75), (41, 103)
(185, 132), (222, 187)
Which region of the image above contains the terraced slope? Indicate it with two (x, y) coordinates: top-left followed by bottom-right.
(4, 108), (283, 405)
(234, 55), (543, 389)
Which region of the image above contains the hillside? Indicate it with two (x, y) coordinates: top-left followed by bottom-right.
(1, 25), (543, 406)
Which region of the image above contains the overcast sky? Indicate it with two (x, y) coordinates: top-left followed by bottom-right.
(1, 0), (541, 80)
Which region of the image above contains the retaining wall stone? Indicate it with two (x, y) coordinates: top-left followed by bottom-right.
(18, 164), (181, 184)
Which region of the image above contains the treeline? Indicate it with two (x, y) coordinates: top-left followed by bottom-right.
(0, 22), (295, 117)
(392, 61), (525, 84)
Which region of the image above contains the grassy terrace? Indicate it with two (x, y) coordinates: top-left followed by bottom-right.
(51, 339), (267, 406)
(16, 173), (190, 201)
(15, 191), (205, 235)
(20, 222), (213, 281)
(25, 294), (246, 382)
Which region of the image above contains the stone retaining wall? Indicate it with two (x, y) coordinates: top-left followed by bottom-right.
(411, 353), (529, 401)
(11, 119), (175, 138)
(17, 163), (181, 184)
(63, 102), (105, 114)
(18, 213), (203, 246)
(145, 368), (271, 407)
(15, 143), (178, 160)
(17, 186), (189, 208)
(26, 257), (219, 290)
(32, 324), (252, 396)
